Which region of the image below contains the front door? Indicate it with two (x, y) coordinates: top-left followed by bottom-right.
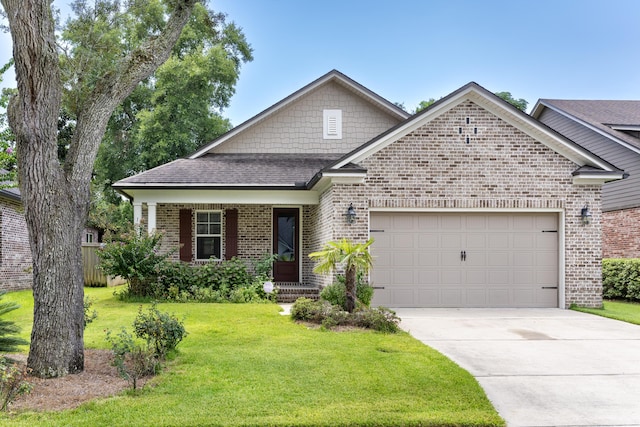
(273, 208), (299, 282)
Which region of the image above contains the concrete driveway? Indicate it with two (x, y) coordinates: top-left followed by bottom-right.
(394, 308), (640, 427)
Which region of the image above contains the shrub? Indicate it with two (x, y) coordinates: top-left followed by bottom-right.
(602, 259), (640, 302)
(98, 230), (172, 297)
(0, 358), (32, 411)
(320, 272), (374, 309)
(352, 307), (401, 333)
(290, 298), (400, 333)
(132, 303), (187, 359)
(106, 328), (159, 391)
(84, 296), (98, 328)
(0, 291), (28, 352)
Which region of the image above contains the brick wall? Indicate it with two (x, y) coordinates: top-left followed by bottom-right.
(320, 100), (603, 307)
(214, 81), (401, 154)
(156, 203), (272, 270)
(0, 197), (33, 291)
(603, 207), (640, 258)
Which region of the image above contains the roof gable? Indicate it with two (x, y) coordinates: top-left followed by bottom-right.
(330, 82), (622, 178)
(189, 69), (410, 158)
(531, 99), (640, 155)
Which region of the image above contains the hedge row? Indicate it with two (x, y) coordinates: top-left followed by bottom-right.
(602, 258), (640, 302)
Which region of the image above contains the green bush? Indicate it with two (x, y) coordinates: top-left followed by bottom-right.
(106, 327), (159, 391)
(320, 272), (374, 309)
(156, 258), (275, 303)
(603, 258), (640, 301)
(98, 230), (172, 297)
(132, 303), (187, 359)
(290, 298), (400, 333)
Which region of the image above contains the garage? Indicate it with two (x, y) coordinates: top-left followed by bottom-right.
(370, 212), (559, 308)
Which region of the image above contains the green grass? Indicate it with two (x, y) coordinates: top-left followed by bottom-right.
(573, 299), (640, 325)
(1, 287), (504, 426)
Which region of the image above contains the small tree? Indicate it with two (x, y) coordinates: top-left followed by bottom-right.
(309, 238), (374, 313)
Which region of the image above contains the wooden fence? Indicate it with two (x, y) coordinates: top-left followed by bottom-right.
(82, 243), (126, 287)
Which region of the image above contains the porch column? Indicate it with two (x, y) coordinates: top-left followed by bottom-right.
(133, 202), (143, 227)
(147, 202), (157, 234)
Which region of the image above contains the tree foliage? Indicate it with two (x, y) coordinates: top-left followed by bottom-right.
(495, 91), (528, 112)
(1, 0), (201, 377)
(413, 90), (529, 114)
(66, 2), (255, 202)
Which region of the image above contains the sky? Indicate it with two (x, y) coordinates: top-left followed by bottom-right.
(1, 0), (640, 126)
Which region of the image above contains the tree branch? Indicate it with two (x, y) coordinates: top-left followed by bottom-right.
(65, 0), (200, 185)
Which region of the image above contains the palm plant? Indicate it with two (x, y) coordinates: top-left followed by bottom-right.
(309, 238), (374, 313)
(0, 291), (28, 353)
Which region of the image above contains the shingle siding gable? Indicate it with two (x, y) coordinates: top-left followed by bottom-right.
(214, 81), (403, 154)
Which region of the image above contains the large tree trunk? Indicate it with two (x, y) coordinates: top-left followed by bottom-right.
(2, 0), (198, 377)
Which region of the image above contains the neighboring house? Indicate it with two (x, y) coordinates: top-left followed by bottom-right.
(84, 227), (99, 244)
(532, 100), (640, 258)
(114, 70), (625, 308)
(0, 183), (33, 291)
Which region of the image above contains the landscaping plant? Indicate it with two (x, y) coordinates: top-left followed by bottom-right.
(0, 359), (32, 411)
(0, 291), (28, 353)
(309, 238), (374, 313)
(98, 230), (172, 298)
(320, 271), (374, 310)
(290, 297), (400, 332)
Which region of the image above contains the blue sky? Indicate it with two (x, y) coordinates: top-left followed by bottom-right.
(1, 1), (639, 126)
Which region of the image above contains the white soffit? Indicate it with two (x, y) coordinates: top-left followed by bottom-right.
(122, 189), (320, 205)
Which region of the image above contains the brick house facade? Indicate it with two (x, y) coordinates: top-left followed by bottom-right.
(115, 71), (624, 308)
(0, 191), (33, 291)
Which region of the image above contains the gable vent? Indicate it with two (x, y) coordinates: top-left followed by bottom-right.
(323, 109), (342, 140)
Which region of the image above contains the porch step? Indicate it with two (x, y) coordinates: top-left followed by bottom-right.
(275, 282), (320, 303)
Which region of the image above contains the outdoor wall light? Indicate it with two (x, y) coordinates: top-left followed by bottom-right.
(345, 203), (356, 224)
(581, 205), (592, 225)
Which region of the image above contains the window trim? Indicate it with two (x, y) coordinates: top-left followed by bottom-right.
(195, 210), (223, 261)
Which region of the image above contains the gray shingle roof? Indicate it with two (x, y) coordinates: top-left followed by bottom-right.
(540, 100), (640, 150)
(0, 169), (20, 201)
(114, 153), (360, 188)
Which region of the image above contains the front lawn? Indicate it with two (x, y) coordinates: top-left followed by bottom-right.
(573, 299), (640, 325)
(2, 287), (504, 426)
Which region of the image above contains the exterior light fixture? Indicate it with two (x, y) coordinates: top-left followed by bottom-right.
(345, 203), (356, 224)
(581, 205), (592, 225)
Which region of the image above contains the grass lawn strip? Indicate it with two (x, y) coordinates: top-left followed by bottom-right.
(2, 287), (504, 426)
(573, 300), (640, 325)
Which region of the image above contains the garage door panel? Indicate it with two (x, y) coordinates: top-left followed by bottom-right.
(392, 233), (415, 249)
(392, 269), (414, 285)
(489, 234), (510, 249)
(418, 233), (439, 248)
(466, 233), (486, 248)
(392, 288), (415, 306)
(370, 212), (559, 308)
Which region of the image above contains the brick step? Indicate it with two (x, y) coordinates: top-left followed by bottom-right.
(275, 283), (320, 303)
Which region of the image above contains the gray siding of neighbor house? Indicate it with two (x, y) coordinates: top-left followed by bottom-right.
(213, 81), (403, 154)
(537, 108), (640, 212)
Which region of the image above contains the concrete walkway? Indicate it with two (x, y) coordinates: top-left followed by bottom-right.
(394, 308), (640, 427)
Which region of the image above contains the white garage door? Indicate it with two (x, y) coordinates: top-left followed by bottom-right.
(370, 212), (559, 308)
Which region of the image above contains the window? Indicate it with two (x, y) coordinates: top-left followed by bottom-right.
(196, 211), (222, 260)
(86, 233), (94, 243)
